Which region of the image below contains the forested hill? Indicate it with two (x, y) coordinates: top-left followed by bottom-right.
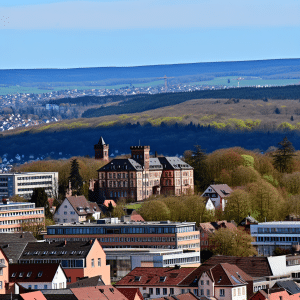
(80, 85), (300, 118)
(1, 58), (300, 85)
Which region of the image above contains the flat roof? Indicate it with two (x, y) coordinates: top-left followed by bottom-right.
(254, 221), (300, 226)
(48, 220), (196, 227)
(0, 172), (58, 176)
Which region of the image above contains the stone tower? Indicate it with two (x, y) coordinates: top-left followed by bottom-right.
(130, 146), (150, 170)
(94, 137), (109, 161)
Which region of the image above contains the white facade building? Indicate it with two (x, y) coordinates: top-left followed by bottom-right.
(0, 172), (58, 199)
(251, 221), (300, 256)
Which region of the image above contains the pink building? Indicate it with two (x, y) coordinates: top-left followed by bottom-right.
(0, 248), (9, 294)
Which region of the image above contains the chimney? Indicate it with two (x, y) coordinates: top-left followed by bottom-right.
(64, 240), (67, 246)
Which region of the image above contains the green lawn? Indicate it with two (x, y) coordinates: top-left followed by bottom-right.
(125, 203), (142, 210)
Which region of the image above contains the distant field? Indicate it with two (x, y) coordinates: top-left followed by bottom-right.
(192, 76), (300, 87)
(0, 80), (165, 95)
(125, 203), (142, 210)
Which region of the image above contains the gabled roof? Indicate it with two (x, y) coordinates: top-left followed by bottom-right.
(9, 263), (62, 283)
(210, 184), (233, 198)
(0, 235), (31, 264)
(158, 157), (193, 170)
(239, 216), (259, 226)
(210, 263), (251, 286)
(130, 211), (145, 222)
(0, 232), (36, 243)
(103, 199), (117, 208)
(20, 240), (95, 260)
(153, 292), (200, 300)
(181, 256), (271, 284)
(68, 276), (105, 288)
(66, 195), (92, 216)
(70, 286), (128, 300)
(117, 288), (144, 300)
(115, 267), (197, 287)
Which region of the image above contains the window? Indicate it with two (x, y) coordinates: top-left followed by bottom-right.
(149, 288), (153, 295)
(156, 288), (160, 295)
(0, 281), (2, 290)
(28, 285), (32, 289)
(200, 289), (204, 295)
(170, 288), (174, 295)
(91, 259), (94, 267)
(200, 280), (204, 285)
(98, 258), (101, 267)
(64, 205), (67, 208)
(67, 277), (71, 282)
(37, 272), (43, 277)
(207, 289), (210, 296)
(193, 289), (198, 296)
(34, 285), (38, 290)
(163, 288), (167, 295)
(181, 289), (185, 294)
(220, 289), (225, 297)
(26, 272), (32, 277)
(44, 285), (47, 289)
(206, 280), (209, 285)
(0, 269), (2, 276)
(160, 276), (166, 282)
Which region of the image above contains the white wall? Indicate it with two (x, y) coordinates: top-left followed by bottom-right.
(54, 198), (80, 223)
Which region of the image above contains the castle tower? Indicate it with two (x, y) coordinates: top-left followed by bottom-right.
(94, 137), (109, 161)
(130, 146), (150, 170)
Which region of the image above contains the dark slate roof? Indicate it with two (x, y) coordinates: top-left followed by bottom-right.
(19, 241), (94, 261)
(98, 159), (143, 172)
(0, 232), (37, 263)
(0, 233), (36, 243)
(67, 276), (105, 288)
(42, 289), (77, 300)
(9, 263), (61, 283)
(98, 156), (192, 172)
(273, 280), (300, 295)
(158, 157), (193, 170)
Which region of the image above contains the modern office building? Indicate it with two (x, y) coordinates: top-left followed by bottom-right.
(105, 248), (201, 279)
(45, 218), (200, 251)
(0, 199), (44, 233)
(251, 221), (300, 256)
(0, 172), (58, 199)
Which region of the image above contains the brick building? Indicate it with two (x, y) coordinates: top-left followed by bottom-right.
(95, 141), (194, 201)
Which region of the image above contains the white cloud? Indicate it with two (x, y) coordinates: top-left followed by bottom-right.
(1, 0), (300, 30)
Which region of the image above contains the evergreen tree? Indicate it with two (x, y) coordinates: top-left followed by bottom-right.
(273, 137), (295, 173)
(68, 159), (83, 195)
(31, 188), (52, 219)
(184, 145), (212, 191)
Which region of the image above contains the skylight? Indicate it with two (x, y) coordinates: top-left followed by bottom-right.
(159, 276), (166, 282)
(231, 275), (241, 284)
(26, 272), (32, 277)
(37, 271), (43, 277)
(134, 276), (141, 282)
(19, 272), (24, 277)
(217, 276), (222, 283)
(11, 272), (16, 277)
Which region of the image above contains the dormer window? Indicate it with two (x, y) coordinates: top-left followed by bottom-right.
(134, 276), (141, 282)
(26, 272), (32, 277)
(160, 276), (166, 282)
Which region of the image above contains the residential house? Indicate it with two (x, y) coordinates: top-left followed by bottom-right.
(70, 286), (129, 300)
(248, 286), (300, 300)
(199, 221), (237, 251)
(114, 267), (197, 299)
(9, 263), (67, 290)
(201, 184), (233, 211)
(53, 196), (101, 224)
(0, 248), (9, 294)
(239, 216), (258, 233)
(18, 240), (110, 285)
(152, 292), (201, 300)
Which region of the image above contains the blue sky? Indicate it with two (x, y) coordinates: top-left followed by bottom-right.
(1, 0), (300, 69)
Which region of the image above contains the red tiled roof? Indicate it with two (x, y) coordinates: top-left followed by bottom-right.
(130, 213), (144, 222)
(153, 292), (200, 300)
(70, 285), (128, 300)
(20, 291), (47, 300)
(115, 267), (197, 287)
(9, 263), (61, 283)
(103, 200), (117, 208)
(117, 288), (144, 300)
(181, 255), (271, 286)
